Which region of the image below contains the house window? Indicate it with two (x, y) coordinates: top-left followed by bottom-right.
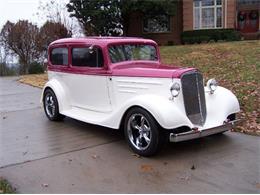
(194, 0), (223, 29)
(143, 15), (171, 33)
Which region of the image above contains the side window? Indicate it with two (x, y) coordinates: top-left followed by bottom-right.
(51, 48), (68, 65)
(72, 47), (104, 67)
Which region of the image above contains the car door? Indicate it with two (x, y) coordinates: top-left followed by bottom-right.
(67, 45), (112, 113)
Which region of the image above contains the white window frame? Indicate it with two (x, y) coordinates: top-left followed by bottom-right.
(193, 0), (223, 30)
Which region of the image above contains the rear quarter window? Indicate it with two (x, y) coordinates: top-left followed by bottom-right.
(72, 47), (104, 68)
(50, 48), (68, 65)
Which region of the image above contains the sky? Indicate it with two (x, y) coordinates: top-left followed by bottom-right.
(0, 0), (78, 64)
(0, 0), (70, 29)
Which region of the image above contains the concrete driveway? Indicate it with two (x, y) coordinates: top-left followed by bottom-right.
(0, 77), (259, 193)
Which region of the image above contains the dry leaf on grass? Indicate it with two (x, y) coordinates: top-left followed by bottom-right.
(19, 74), (48, 89)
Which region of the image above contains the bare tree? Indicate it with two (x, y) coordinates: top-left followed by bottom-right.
(36, 0), (83, 37)
(0, 20), (40, 74)
(37, 21), (72, 57)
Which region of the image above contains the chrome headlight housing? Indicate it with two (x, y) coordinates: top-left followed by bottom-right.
(170, 82), (181, 98)
(207, 78), (218, 93)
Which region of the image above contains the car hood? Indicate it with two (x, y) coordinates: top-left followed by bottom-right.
(111, 62), (196, 79)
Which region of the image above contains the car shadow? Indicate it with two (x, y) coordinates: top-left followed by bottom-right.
(62, 116), (234, 158)
(62, 116), (124, 140)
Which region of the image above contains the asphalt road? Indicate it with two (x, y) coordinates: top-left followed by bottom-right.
(0, 77), (259, 193)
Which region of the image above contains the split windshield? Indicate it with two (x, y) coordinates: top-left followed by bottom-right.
(109, 44), (158, 63)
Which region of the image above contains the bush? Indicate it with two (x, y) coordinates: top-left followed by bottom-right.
(28, 62), (45, 74)
(181, 29), (241, 44)
(0, 178), (16, 193)
(0, 63), (18, 76)
(167, 41), (174, 46)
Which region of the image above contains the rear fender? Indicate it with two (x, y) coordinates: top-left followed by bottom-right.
(41, 79), (70, 112)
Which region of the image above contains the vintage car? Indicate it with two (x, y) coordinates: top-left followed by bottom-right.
(42, 37), (240, 156)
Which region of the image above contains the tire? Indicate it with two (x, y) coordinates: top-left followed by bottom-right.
(124, 107), (166, 156)
(43, 89), (65, 121)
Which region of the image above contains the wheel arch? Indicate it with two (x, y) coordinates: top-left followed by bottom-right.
(42, 86), (53, 99)
(41, 79), (70, 112)
(119, 105), (162, 131)
(114, 95), (193, 130)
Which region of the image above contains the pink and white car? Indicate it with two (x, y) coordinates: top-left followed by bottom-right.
(42, 37), (240, 156)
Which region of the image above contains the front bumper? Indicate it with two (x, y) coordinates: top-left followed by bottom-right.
(169, 119), (241, 142)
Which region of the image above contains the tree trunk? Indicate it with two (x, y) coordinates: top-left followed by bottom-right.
(19, 59), (29, 75)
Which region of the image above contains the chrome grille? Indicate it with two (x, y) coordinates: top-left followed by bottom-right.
(181, 71), (206, 126)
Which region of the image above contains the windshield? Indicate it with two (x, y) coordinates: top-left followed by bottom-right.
(109, 44), (158, 63)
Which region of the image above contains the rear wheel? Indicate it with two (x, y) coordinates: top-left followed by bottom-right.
(43, 89), (65, 121)
(124, 107), (166, 156)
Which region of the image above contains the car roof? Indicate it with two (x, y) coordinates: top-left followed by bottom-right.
(50, 37), (157, 47)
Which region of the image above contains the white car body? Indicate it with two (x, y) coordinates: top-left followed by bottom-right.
(45, 72), (239, 131)
(42, 37), (240, 150)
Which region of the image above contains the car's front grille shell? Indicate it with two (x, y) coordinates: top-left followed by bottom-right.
(181, 71), (206, 126)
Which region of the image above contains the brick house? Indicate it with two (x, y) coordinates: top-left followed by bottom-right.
(126, 0), (260, 45)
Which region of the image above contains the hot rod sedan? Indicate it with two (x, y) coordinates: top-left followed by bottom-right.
(42, 37), (240, 156)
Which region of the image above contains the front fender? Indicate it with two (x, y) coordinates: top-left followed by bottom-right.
(108, 94), (193, 129)
(41, 79), (70, 112)
(108, 87), (240, 130)
(204, 86), (240, 128)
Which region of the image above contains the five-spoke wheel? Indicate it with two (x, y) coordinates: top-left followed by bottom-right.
(127, 113), (152, 151)
(43, 89), (65, 121)
(124, 107), (166, 156)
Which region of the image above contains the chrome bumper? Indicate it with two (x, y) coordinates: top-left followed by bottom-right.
(169, 119), (241, 142)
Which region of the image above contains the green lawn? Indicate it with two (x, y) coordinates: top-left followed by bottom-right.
(160, 40), (260, 135)
(0, 178), (16, 194)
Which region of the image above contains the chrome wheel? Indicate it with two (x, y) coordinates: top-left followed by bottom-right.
(43, 89), (65, 121)
(127, 113), (152, 150)
(44, 93), (56, 118)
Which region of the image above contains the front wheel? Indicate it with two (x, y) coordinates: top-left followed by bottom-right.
(43, 89), (65, 121)
(124, 107), (166, 156)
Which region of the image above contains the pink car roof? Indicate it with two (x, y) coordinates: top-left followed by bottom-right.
(50, 37), (157, 47)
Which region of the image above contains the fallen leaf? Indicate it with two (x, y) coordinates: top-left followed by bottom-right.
(180, 175), (190, 181)
(41, 183), (49, 187)
(91, 154), (99, 159)
(140, 164), (154, 172)
(132, 153), (141, 158)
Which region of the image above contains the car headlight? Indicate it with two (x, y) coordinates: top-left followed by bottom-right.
(207, 78), (218, 93)
(170, 82), (180, 98)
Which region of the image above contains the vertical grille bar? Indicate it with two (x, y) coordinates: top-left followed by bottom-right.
(181, 71), (206, 126)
